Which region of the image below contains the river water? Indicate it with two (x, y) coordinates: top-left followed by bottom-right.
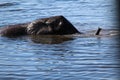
(0, 0), (119, 80)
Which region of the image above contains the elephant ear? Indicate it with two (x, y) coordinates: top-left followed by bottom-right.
(27, 21), (53, 35)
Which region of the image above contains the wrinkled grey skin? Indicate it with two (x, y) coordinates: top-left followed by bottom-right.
(27, 21), (50, 35)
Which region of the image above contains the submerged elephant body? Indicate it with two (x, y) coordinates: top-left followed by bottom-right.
(0, 15), (81, 37)
(0, 23), (28, 37)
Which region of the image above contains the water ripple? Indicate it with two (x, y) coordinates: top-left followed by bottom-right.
(0, 2), (18, 8)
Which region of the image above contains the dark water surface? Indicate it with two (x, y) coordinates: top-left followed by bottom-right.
(0, 0), (119, 80)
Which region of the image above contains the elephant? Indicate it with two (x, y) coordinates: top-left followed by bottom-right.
(0, 15), (101, 37)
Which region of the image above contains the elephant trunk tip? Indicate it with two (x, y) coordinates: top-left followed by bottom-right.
(95, 27), (102, 35)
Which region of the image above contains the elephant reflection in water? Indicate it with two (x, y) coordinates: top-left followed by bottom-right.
(29, 35), (74, 44)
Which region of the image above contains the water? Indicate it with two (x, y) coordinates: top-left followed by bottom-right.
(0, 0), (119, 80)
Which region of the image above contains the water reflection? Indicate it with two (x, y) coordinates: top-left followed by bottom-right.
(29, 35), (74, 44)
